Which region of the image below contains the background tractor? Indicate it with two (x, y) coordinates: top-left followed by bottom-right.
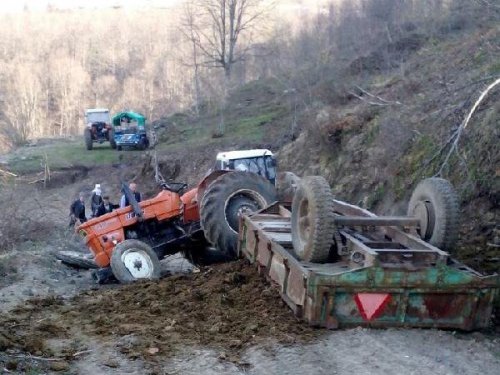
(72, 149), (278, 283)
(83, 108), (116, 150)
(112, 111), (150, 151)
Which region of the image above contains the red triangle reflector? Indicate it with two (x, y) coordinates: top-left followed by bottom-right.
(354, 293), (391, 321)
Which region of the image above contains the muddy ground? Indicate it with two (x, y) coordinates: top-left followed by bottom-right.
(1, 250), (499, 374)
(0, 159), (499, 374)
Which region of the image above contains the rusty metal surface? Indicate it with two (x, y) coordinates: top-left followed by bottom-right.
(239, 202), (499, 331)
(334, 216), (420, 227)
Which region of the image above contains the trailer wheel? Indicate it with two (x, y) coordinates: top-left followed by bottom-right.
(408, 177), (459, 251)
(84, 128), (93, 150)
(109, 128), (117, 149)
(110, 240), (160, 283)
(200, 171), (278, 258)
(291, 176), (336, 263)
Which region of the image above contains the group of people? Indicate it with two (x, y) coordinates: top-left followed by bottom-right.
(69, 182), (141, 227)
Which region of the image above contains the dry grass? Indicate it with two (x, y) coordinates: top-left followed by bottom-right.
(0, 182), (56, 252)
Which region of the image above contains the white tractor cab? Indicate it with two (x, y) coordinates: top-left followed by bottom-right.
(215, 149), (277, 184)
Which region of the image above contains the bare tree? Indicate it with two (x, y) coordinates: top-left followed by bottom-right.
(181, 2), (203, 115)
(185, 0), (266, 80)
(3, 64), (44, 142)
(182, 0), (267, 135)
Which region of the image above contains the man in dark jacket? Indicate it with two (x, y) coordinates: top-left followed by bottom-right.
(69, 192), (87, 227)
(95, 196), (119, 217)
(120, 182), (141, 208)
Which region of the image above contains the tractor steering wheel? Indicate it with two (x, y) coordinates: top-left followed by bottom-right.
(161, 182), (188, 194)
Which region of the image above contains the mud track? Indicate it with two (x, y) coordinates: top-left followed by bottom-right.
(0, 261), (318, 368)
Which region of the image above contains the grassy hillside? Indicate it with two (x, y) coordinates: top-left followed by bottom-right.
(147, 15), (499, 275)
(2, 139), (121, 175)
(152, 79), (293, 152)
(2, 5), (498, 276)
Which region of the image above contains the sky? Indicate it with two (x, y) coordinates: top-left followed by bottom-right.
(0, 0), (332, 13)
(0, 0), (183, 13)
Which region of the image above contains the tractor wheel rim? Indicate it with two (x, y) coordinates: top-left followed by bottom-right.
(224, 189), (267, 234)
(412, 201), (435, 240)
(121, 249), (154, 279)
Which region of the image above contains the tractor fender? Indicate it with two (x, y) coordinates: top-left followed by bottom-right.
(195, 170), (231, 204)
(181, 187), (200, 223)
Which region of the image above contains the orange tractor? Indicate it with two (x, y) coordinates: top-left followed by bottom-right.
(75, 150), (278, 283)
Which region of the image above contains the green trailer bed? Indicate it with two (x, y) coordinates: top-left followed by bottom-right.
(238, 202), (498, 330)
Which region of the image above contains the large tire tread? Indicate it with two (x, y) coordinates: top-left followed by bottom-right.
(408, 177), (459, 251)
(84, 128), (93, 150)
(56, 250), (98, 269)
(200, 172), (277, 258)
(291, 176), (336, 263)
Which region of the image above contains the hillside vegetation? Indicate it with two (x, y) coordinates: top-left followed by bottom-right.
(151, 1), (499, 273)
(1, 1), (498, 273)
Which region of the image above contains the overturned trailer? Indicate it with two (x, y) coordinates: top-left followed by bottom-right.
(238, 177), (498, 330)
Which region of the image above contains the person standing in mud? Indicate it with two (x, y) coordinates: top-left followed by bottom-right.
(69, 192), (87, 227)
(120, 182), (141, 208)
(90, 184), (103, 217)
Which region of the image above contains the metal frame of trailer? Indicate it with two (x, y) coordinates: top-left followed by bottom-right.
(238, 202), (498, 330)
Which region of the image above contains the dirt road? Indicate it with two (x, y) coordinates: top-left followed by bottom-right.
(165, 329), (500, 375)
(0, 159), (498, 374)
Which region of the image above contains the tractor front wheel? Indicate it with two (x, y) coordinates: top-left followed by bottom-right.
(84, 128), (93, 150)
(110, 240), (161, 283)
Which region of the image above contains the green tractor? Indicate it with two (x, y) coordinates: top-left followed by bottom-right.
(111, 111), (150, 151)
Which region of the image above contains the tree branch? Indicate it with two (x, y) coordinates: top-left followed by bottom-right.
(436, 77), (500, 175)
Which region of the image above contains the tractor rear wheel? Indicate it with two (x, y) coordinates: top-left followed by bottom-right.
(110, 240), (160, 283)
(200, 171), (277, 258)
(84, 128), (93, 150)
(109, 128), (117, 149)
(408, 177), (459, 251)
(291, 176), (336, 263)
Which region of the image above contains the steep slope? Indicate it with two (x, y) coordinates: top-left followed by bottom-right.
(277, 24), (499, 273)
(150, 22), (499, 275)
